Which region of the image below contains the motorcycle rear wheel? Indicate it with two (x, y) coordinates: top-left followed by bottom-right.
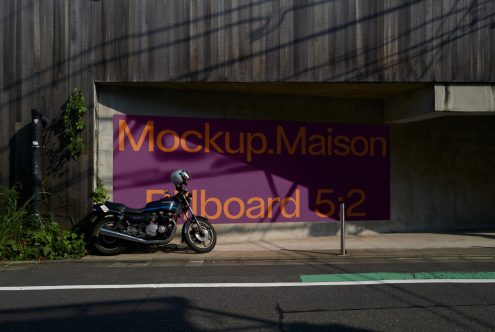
(183, 218), (217, 253)
(92, 217), (126, 255)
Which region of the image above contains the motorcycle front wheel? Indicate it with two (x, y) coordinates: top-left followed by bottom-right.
(183, 217), (217, 253)
(92, 217), (126, 256)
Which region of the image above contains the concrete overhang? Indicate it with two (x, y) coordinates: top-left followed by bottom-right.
(385, 84), (495, 123)
(96, 82), (494, 123)
(96, 82), (428, 100)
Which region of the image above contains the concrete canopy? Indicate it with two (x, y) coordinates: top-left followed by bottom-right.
(385, 85), (495, 123)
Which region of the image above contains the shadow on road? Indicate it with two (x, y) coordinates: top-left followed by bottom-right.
(0, 296), (371, 332)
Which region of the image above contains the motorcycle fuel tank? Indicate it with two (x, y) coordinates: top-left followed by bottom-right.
(143, 197), (180, 213)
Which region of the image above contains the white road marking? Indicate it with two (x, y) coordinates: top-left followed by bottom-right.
(185, 260), (204, 266)
(1, 279), (495, 291)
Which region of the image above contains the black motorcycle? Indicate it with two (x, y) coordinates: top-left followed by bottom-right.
(91, 170), (217, 255)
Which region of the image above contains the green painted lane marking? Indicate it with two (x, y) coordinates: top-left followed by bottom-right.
(300, 272), (495, 283)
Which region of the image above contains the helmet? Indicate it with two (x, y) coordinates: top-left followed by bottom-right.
(171, 169), (191, 186)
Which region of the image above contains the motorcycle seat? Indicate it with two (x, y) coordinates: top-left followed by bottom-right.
(105, 201), (143, 214)
(104, 201), (126, 213)
(125, 207), (144, 214)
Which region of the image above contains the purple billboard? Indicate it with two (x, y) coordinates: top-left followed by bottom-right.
(113, 115), (390, 223)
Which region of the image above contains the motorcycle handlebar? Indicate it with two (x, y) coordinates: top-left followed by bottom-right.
(175, 184), (192, 197)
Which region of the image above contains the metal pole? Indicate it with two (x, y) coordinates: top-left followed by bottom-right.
(31, 108), (46, 216)
(340, 202), (348, 256)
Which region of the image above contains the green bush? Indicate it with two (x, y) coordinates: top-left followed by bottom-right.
(91, 177), (109, 205)
(0, 185), (86, 261)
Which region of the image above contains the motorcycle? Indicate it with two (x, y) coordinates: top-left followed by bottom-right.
(91, 170), (217, 255)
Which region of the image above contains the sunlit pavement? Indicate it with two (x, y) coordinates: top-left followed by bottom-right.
(78, 231), (495, 263)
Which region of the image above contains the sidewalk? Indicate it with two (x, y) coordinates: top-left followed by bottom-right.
(82, 232), (495, 262)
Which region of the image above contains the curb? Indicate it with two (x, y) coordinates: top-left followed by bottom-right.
(3, 247), (495, 266)
(67, 247), (495, 263)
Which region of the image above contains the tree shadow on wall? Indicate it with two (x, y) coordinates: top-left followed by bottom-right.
(45, 101), (71, 179)
(41, 101), (85, 229)
(8, 124), (31, 203)
(7, 106), (82, 228)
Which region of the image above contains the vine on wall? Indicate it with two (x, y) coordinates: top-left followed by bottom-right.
(64, 88), (88, 160)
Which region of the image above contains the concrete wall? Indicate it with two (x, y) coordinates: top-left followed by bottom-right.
(389, 116), (495, 232)
(97, 85), (495, 241)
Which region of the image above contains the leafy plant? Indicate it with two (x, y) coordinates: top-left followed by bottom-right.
(0, 185), (86, 261)
(64, 88), (88, 160)
(91, 177), (109, 204)
(0, 185), (31, 249)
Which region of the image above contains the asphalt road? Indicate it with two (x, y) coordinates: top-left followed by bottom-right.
(1, 258), (494, 331)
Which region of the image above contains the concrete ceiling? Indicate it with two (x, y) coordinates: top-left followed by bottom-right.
(97, 82), (431, 100)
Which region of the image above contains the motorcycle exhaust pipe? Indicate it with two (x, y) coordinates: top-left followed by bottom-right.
(99, 228), (174, 245)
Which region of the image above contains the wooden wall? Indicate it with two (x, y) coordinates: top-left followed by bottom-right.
(1, 0), (494, 223)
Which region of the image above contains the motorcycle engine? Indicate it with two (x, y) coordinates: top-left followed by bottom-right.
(145, 222), (158, 237)
(145, 213), (174, 238)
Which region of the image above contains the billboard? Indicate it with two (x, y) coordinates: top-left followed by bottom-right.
(113, 115), (390, 223)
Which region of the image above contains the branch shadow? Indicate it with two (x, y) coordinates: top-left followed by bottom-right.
(0, 295), (372, 332)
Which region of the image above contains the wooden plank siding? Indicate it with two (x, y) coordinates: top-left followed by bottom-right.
(0, 0), (494, 223)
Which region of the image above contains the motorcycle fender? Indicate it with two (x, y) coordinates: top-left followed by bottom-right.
(186, 216), (209, 225)
(181, 216), (208, 242)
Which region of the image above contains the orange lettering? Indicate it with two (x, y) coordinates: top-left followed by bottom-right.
(146, 189), (165, 203)
(200, 189), (222, 220)
(327, 128), (333, 156)
(119, 120), (154, 151)
(281, 189), (300, 218)
(276, 126), (306, 155)
(371, 136), (387, 157)
(225, 132), (245, 154)
(246, 132), (267, 162)
(224, 197), (245, 219)
(205, 123), (224, 153)
(350, 136), (369, 157)
(268, 197), (281, 218)
(180, 130), (203, 153)
(246, 197), (265, 219)
(157, 129), (180, 152)
(308, 134), (325, 156)
(191, 189), (198, 213)
(334, 136), (350, 156)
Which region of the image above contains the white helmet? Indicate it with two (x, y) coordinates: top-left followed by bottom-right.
(171, 169), (191, 186)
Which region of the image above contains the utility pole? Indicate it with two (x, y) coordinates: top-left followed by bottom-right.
(31, 108), (47, 216)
